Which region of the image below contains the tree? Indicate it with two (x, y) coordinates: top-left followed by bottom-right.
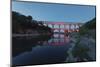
(12, 11), (52, 34)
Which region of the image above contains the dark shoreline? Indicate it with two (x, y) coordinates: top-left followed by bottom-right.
(12, 33), (53, 37)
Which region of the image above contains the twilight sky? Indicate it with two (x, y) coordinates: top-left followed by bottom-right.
(12, 1), (96, 23)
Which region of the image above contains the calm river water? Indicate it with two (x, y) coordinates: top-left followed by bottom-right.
(12, 33), (93, 66)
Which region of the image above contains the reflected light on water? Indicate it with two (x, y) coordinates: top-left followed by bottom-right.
(46, 34), (70, 46)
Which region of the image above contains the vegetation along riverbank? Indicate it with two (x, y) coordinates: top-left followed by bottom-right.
(12, 11), (53, 37)
(66, 17), (96, 62)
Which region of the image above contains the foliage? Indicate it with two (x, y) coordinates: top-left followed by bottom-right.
(72, 40), (89, 59)
(12, 11), (52, 34)
(79, 17), (96, 35)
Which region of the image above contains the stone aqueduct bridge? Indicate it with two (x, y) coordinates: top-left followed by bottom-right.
(43, 22), (84, 33)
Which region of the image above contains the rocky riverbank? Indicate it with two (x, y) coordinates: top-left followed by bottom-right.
(65, 17), (96, 62)
(65, 30), (96, 62)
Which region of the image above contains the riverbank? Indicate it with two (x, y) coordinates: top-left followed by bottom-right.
(66, 29), (96, 62)
(12, 33), (52, 37)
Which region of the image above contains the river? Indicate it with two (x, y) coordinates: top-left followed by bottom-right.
(12, 33), (94, 66)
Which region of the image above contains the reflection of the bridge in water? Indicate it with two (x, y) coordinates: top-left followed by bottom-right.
(43, 34), (70, 46)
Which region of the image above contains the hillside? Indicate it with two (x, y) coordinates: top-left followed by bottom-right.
(68, 17), (96, 62)
(79, 17), (96, 35)
(12, 11), (52, 34)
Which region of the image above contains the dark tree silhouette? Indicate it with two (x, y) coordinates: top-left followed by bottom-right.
(12, 11), (53, 34)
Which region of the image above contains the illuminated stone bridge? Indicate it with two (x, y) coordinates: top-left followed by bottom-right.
(43, 22), (83, 33)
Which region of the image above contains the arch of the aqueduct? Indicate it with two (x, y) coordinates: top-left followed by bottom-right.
(43, 22), (83, 33)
